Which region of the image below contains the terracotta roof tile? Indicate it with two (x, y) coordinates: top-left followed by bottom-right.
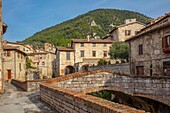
(56, 46), (74, 51)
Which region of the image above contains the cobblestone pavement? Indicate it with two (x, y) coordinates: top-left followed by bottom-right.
(0, 82), (56, 113)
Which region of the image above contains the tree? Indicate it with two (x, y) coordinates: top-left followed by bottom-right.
(109, 41), (129, 62)
(98, 59), (108, 66)
(26, 57), (35, 69)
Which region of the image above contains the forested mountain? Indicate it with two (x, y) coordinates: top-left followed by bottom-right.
(23, 9), (152, 48)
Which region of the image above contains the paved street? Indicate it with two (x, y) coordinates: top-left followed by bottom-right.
(0, 82), (55, 113)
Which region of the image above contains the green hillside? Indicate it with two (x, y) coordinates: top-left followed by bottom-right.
(23, 9), (152, 48)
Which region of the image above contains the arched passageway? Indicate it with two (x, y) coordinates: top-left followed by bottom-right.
(65, 66), (75, 75)
(89, 90), (170, 113)
(81, 64), (89, 71)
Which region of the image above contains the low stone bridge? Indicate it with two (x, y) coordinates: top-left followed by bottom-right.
(40, 70), (170, 113)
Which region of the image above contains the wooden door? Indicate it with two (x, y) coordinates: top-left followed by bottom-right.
(7, 70), (11, 80)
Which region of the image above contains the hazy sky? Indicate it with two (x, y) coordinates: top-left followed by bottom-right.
(3, 0), (170, 42)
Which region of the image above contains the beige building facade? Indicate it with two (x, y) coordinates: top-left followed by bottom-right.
(56, 39), (113, 76)
(126, 13), (170, 76)
(3, 46), (27, 81)
(28, 43), (56, 79)
(104, 19), (146, 41)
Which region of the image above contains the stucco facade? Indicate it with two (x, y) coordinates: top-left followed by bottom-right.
(126, 13), (170, 76)
(105, 19), (145, 41)
(56, 39), (114, 76)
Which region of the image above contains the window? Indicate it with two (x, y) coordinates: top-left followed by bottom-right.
(18, 52), (20, 58)
(4, 51), (7, 56)
(92, 51), (96, 57)
(21, 54), (23, 59)
(162, 35), (170, 48)
(42, 62), (45, 65)
(7, 50), (10, 57)
(163, 61), (170, 76)
(135, 31), (139, 35)
(80, 43), (84, 47)
(66, 52), (70, 60)
(80, 51), (84, 57)
(103, 44), (107, 47)
(125, 30), (131, 36)
(19, 63), (22, 71)
(103, 51), (107, 57)
(136, 66), (144, 75)
(40, 54), (42, 59)
(92, 43), (96, 47)
(139, 44), (143, 55)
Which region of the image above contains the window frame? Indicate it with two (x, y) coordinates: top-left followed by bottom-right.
(136, 66), (144, 75)
(139, 44), (143, 55)
(162, 35), (170, 48)
(103, 51), (107, 57)
(80, 51), (84, 57)
(7, 50), (10, 57)
(125, 30), (131, 36)
(92, 51), (96, 57)
(92, 43), (96, 47)
(80, 43), (84, 47)
(66, 52), (70, 60)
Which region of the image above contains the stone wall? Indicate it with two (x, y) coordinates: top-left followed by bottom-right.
(88, 63), (130, 75)
(110, 22), (145, 41)
(12, 79), (47, 91)
(0, 0), (3, 93)
(41, 70), (170, 109)
(40, 85), (145, 113)
(129, 17), (170, 76)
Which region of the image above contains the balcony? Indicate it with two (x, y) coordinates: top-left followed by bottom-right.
(163, 47), (170, 54)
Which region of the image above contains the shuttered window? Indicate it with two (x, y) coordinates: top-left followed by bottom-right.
(139, 44), (143, 55)
(162, 36), (170, 48)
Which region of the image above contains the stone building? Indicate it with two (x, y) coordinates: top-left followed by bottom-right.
(3, 46), (27, 81)
(125, 13), (170, 76)
(27, 43), (56, 79)
(55, 47), (75, 76)
(55, 38), (113, 76)
(3, 40), (34, 54)
(104, 19), (146, 41)
(0, 0), (8, 93)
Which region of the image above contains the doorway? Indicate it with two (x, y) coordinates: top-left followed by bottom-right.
(7, 70), (11, 80)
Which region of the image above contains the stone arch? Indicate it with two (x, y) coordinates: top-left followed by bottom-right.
(81, 64), (89, 71)
(65, 65), (75, 75)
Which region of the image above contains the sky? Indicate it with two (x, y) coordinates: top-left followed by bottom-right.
(2, 0), (170, 42)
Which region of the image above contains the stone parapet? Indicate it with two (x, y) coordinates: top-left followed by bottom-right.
(40, 85), (145, 113)
(88, 63), (130, 75)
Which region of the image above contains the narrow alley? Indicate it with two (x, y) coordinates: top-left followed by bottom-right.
(0, 82), (55, 113)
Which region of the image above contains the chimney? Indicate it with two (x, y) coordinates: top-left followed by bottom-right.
(87, 35), (90, 41)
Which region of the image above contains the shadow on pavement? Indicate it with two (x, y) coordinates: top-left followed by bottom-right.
(26, 91), (56, 113)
